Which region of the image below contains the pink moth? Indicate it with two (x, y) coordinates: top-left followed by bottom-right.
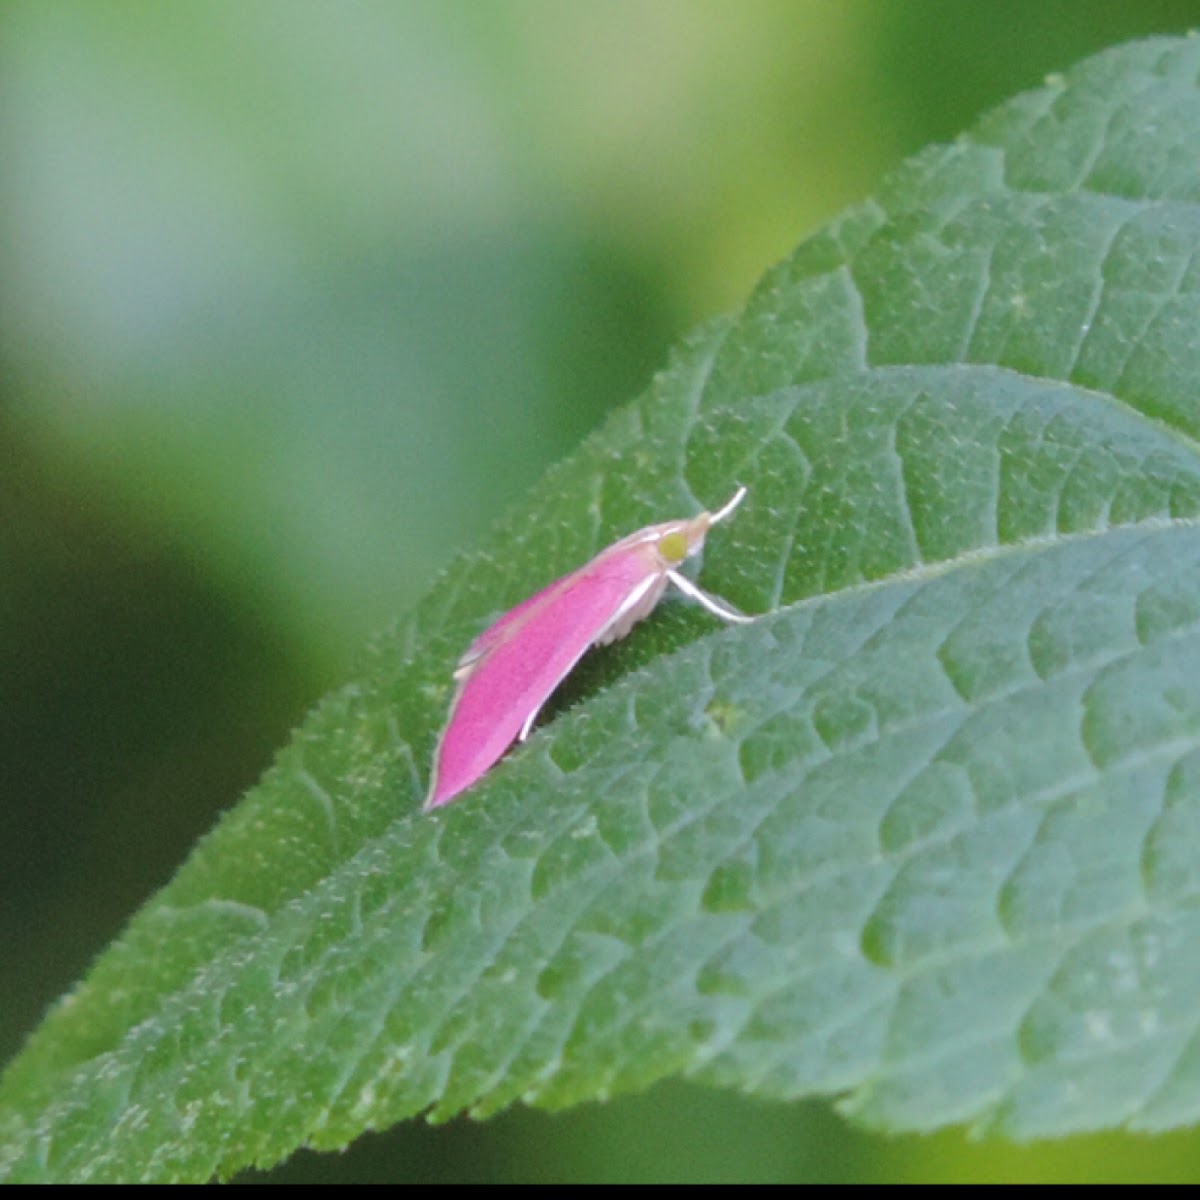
(424, 487), (752, 810)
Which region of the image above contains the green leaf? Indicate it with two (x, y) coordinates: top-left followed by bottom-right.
(6, 34), (1200, 1182)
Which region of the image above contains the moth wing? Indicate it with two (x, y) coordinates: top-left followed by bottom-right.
(426, 542), (661, 808)
(455, 573), (575, 678)
(592, 573), (669, 645)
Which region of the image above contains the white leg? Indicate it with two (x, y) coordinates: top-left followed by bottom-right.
(518, 705), (542, 741)
(666, 569), (754, 623)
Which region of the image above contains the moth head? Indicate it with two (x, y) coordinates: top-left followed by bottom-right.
(657, 526), (693, 565)
(654, 485), (746, 567)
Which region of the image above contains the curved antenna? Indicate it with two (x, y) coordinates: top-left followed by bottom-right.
(708, 485), (747, 527)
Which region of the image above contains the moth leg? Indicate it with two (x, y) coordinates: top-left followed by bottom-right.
(518, 703), (544, 742)
(666, 569), (754, 623)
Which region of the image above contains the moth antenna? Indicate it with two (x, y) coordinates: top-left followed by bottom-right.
(708, 485), (747, 527)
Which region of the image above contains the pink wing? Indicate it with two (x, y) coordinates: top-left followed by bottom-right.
(454, 573), (574, 673)
(425, 540), (662, 808)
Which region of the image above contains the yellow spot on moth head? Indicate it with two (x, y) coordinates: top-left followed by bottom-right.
(658, 529), (690, 563)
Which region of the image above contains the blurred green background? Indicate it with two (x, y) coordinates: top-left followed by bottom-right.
(4, 0), (1200, 1182)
